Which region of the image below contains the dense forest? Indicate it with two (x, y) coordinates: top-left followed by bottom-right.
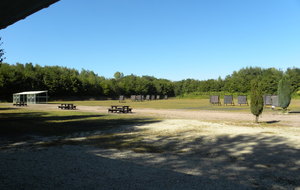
(0, 63), (299, 101)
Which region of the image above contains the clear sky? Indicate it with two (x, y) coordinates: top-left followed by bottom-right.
(1, 0), (300, 81)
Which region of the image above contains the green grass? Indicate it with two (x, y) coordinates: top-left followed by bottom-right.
(0, 105), (164, 153)
(0, 105), (157, 136)
(51, 98), (249, 111)
(50, 98), (300, 113)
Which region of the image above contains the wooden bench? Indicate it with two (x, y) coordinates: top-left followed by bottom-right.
(108, 105), (121, 113)
(108, 105), (132, 113)
(58, 104), (77, 110)
(122, 106), (132, 113)
(13, 102), (27, 106)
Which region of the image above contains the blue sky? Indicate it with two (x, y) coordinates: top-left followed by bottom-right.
(1, 0), (300, 81)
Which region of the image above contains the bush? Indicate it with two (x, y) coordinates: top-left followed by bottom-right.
(250, 80), (264, 123)
(278, 75), (292, 111)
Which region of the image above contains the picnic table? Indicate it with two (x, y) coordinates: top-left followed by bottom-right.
(58, 104), (77, 110)
(13, 101), (27, 106)
(108, 105), (132, 113)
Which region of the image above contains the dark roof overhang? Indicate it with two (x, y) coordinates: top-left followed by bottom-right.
(0, 0), (60, 30)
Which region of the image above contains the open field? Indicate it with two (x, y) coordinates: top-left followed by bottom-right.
(50, 98), (300, 113)
(0, 100), (300, 189)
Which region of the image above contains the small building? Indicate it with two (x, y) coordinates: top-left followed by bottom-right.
(13, 91), (48, 104)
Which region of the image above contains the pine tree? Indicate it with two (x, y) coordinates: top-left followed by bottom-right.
(278, 75), (292, 112)
(250, 79), (264, 123)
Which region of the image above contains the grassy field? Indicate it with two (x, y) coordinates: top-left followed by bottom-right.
(50, 98), (300, 113)
(0, 105), (164, 152)
(0, 105), (156, 136)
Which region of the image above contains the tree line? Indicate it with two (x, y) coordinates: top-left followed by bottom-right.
(0, 63), (299, 101)
(175, 67), (300, 96)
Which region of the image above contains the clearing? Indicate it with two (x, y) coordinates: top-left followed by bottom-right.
(0, 101), (299, 189)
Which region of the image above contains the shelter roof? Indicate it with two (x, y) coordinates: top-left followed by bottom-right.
(0, 0), (59, 30)
(13, 91), (48, 95)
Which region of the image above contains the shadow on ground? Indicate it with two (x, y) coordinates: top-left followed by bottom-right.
(1, 131), (299, 189)
(61, 126), (299, 189)
(289, 111), (300, 114)
(0, 145), (249, 190)
(87, 132), (300, 189)
(0, 107), (17, 111)
(264, 120), (280, 124)
(0, 111), (158, 136)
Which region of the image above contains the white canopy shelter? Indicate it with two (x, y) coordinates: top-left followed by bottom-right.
(13, 91), (48, 104)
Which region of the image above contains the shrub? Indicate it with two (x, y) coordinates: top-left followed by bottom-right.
(250, 79), (264, 123)
(278, 75), (292, 111)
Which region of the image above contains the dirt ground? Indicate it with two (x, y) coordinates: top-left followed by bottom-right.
(27, 103), (300, 127)
(1, 104), (300, 189)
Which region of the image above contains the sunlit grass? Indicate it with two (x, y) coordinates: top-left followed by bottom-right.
(51, 98), (250, 111)
(0, 105), (163, 153)
(50, 98), (300, 112)
(0, 105), (157, 136)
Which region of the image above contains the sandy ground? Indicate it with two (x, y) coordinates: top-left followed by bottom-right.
(1, 104), (300, 189)
(22, 103), (300, 127)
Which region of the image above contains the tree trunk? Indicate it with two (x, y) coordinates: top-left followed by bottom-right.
(255, 115), (259, 123)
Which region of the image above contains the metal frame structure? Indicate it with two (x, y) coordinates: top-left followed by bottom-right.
(13, 91), (48, 104)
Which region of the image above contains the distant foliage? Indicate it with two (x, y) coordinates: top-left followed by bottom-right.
(285, 68), (300, 92)
(174, 67), (285, 95)
(0, 63), (175, 100)
(0, 63), (299, 101)
(114, 71), (124, 79)
(278, 75), (292, 110)
(250, 79), (264, 123)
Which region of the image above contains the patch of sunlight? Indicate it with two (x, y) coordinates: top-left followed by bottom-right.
(10, 141), (28, 147)
(65, 137), (88, 141)
(227, 142), (258, 156)
(254, 164), (271, 169)
(134, 119), (226, 132)
(178, 147), (193, 153)
(226, 166), (249, 171)
(46, 118), (97, 123)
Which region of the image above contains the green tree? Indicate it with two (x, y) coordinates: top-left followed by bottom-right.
(278, 75), (292, 112)
(114, 71), (124, 80)
(250, 79), (264, 123)
(260, 68), (283, 94)
(286, 67), (300, 93)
